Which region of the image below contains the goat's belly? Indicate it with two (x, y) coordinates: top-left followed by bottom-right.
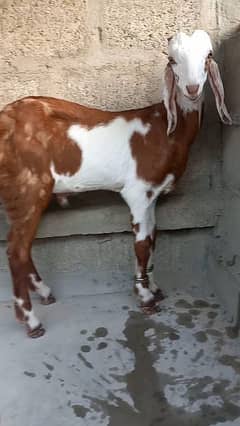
(51, 116), (151, 194)
(51, 143), (129, 193)
(51, 163), (124, 193)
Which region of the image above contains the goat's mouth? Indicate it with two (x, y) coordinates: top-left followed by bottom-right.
(184, 93), (202, 102)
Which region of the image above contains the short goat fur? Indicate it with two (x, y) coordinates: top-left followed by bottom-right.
(0, 30), (232, 337)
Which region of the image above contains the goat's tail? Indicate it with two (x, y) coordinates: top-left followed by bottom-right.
(0, 106), (15, 136)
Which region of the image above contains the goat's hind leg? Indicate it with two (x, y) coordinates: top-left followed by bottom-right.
(8, 233), (45, 337)
(28, 258), (56, 305)
(6, 182), (53, 337)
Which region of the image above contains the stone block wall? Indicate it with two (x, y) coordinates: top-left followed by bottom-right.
(0, 0), (216, 110)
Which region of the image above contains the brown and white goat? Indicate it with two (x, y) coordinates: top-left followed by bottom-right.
(0, 30), (231, 337)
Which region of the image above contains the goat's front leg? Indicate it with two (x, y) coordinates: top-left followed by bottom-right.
(131, 205), (162, 314)
(145, 202), (164, 302)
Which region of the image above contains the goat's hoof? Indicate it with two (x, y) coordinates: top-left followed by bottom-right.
(140, 299), (161, 315)
(27, 324), (45, 338)
(141, 304), (161, 315)
(151, 288), (165, 303)
(41, 293), (56, 305)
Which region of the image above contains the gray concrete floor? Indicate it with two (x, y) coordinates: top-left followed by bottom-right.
(1, 288), (240, 426)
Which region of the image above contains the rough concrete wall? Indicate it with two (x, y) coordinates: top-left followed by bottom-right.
(0, 0), (213, 110)
(207, 0), (240, 325)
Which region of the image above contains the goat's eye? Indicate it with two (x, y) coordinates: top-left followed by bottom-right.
(207, 52), (213, 59)
(168, 56), (177, 65)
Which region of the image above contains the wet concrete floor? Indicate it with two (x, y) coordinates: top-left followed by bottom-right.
(0, 289), (240, 426)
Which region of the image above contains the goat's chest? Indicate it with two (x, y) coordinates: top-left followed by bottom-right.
(131, 123), (196, 185)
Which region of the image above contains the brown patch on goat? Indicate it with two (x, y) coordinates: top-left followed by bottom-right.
(168, 137), (175, 145)
(20, 185), (27, 194)
(131, 104), (199, 183)
(39, 101), (52, 115)
(0, 113), (15, 143)
(39, 188), (46, 199)
(24, 122), (33, 136)
(0, 98), (82, 180)
(51, 131), (81, 176)
(0, 111), (15, 129)
(41, 173), (52, 184)
(14, 302), (26, 323)
(19, 247), (28, 263)
(36, 130), (51, 148)
(134, 236), (152, 281)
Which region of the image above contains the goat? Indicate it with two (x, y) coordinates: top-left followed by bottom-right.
(0, 30), (231, 337)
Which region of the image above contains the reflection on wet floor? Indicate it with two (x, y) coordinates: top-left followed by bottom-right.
(0, 291), (240, 426)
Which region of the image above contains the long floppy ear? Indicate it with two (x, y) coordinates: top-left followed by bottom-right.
(163, 64), (177, 135)
(207, 58), (232, 125)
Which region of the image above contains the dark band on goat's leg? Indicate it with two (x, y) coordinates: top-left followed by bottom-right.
(131, 204), (162, 313)
(146, 226), (164, 302)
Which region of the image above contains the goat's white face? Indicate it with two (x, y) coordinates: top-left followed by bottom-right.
(168, 30), (212, 100)
(164, 29), (232, 135)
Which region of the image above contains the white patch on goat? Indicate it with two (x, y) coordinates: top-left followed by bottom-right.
(14, 297), (40, 329)
(127, 173), (174, 242)
(135, 218), (153, 243)
(176, 90), (204, 114)
(51, 117), (151, 194)
(14, 297), (24, 308)
(29, 273), (51, 299)
(135, 282), (154, 303)
(161, 173), (175, 194)
(168, 30), (212, 111)
(24, 309), (40, 330)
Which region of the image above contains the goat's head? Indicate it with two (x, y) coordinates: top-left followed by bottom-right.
(164, 30), (232, 135)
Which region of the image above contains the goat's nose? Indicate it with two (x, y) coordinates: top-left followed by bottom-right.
(186, 84), (199, 96)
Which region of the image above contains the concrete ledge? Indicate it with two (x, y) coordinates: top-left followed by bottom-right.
(0, 227), (211, 302)
(0, 189), (219, 241)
